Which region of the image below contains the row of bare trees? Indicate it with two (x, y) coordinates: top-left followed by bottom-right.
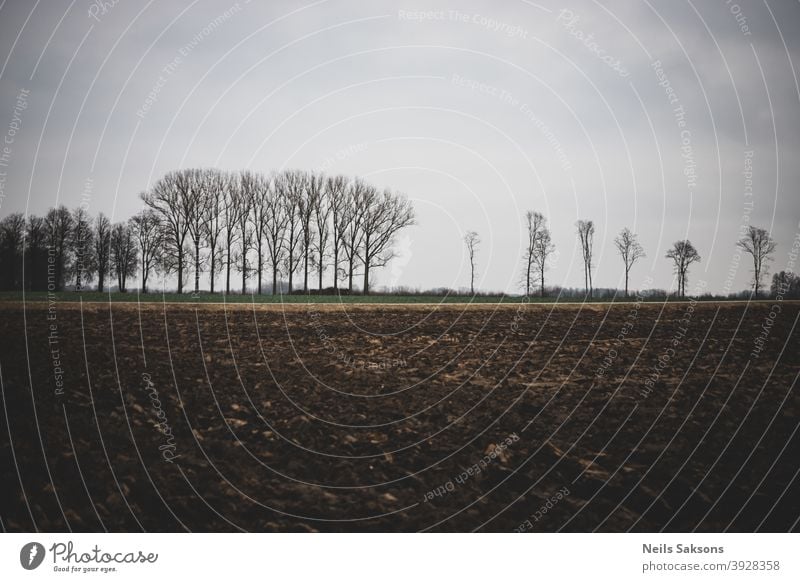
(0, 206), (140, 292)
(461, 213), (778, 299)
(0, 169), (416, 295)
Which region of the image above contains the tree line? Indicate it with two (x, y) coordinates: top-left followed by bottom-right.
(0, 168), (416, 295)
(464, 211), (788, 299)
(0, 175), (794, 299)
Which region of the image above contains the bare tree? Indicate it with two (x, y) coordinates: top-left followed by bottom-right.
(0, 213), (25, 290)
(464, 230), (480, 295)
(298, 171), (321, 293)
(202, 169), (228, 293)
(533, 221), (555, 297)
(44, 205), (74, 291)
(94, 213), (112, 292)
(143, 170), (191, 293)
(522, 211), (545, 296)
(737, 225), (777, 298)
(263, 172), (287, 295)
(131, 209), (162, 293)
(326, 175), (348, 291)
(222, 173), (245, 294)
(247, 171), (272, 294)
(234, 171), (254, 294)
(25, 215), (49, 291)
(110, 222), (138, 292)
(341, 179), (368, 292)
(614, 227), (645, 298)
(184, 168), (210, 295)
(280, 170), (304, 293)
(665, 240), (701, 298)
(576, 219), (595, 298)
(313, 178), (332, 290)
(771, 271), (800, 298)
(71, 207), (96, 291)
(359, 188), (415, 295)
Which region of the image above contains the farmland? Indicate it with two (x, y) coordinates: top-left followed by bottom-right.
(1, 300), (798, 532)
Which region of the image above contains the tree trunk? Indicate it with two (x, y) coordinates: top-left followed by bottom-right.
(194, 240), (200, 293)
(257, 247), (263, 295)
(470, 260), (474, 295)
(303, 249), (309, 293)
(225, 245), (232, 294)
(348, 257), (354, 292)
(177, 252), (183, 294)
(288, 255), (294, 294)
(318, 250), (323, 290)
(526, 260), (531, 297)
(333, 248), (339, 291)
(272, 265), (278, 296)
(624, 268), (629, 298)
(210, 251), (216, 293)
(241, 254), (247, 295)
(363, 257), (370, 295)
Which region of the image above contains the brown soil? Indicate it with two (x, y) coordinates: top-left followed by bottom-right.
(1, 300), (798, 532)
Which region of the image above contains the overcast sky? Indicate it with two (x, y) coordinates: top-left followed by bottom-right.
(1, 0), (799, 294)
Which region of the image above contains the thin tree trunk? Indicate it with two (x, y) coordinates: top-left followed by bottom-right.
(318, 251), (323, 290)
(303, 250), (309, 293)
(348, 257), (354, 292)
(333, 248), (339, 291)
(257, 247), (263, 295)
(210, 251), (216, 293)
(225, 247), (232, 294)
(194, 240), (200, 293)
(177, 253), (183, 294)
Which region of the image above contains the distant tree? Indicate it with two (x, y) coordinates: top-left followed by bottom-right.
(737, 225), (777, 298)
(533, 221), (555, 297)
(71, 207), (96, 291)
(522, 211), (545, 296)
(359, 188), (415, 295)
(313, 177), (332, 290)
(202, 169), (229, 293)
(326, 175), (349, 291)
(184, 168), (210, 295)
(221, 173), (245, 294)
(143, 171), (192, 293)
(94, 213), (112, 292)
(263, 172), (287, 295)
(665, 240), (701, 298)
(25, 215), (48, 291)
(341, 179), (368, 292)
(464, 230), (480, 295)
(44, 205), (74, 291)
(280, 170), (304, 293)
(131, 209), (162, 293)
(576, 219), (595, 298)
(771, 271), (800, 299)
(234, 171), (254, 294)
(110, 222), (138, 292)
(0, 213), (25, 290)
(614, 227), (645, 298)
(298, 171), (321, 293)
(247, 171), (271, 294)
